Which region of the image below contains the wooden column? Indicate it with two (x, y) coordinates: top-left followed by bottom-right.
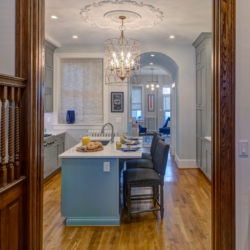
(0, 86), (8, 187)
(15, 88), (21, 179)
(7, 87), (15, 183)
(213, 0), (235, 249)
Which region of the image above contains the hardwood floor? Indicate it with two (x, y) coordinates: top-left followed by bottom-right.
(43, 155), (211, 250)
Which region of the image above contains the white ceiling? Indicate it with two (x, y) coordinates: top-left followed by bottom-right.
(141, 66), (169, 76)
(45, 0), (212, 48)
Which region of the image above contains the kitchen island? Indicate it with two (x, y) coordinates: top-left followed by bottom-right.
(59, 137), (142, 226)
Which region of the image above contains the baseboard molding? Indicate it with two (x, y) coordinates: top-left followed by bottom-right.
(66, 216), (120, 226)
(175, 154), (197, 169)
(44, 167), (61, 184)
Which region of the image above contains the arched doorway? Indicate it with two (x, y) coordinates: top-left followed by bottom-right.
(129, 51), (178, 156)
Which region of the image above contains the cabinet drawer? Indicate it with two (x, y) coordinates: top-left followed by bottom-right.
(44, 143), (58, 178)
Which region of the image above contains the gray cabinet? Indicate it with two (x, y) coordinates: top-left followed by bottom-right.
(193, 33), (212, 181)
(44, 139), (58, 178)
(56, 134), (65, 168)
(44, 40), (56, 112)
(44, 133), (65, 179)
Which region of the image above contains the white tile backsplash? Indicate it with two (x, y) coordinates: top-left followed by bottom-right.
(44, 112), (54, 132)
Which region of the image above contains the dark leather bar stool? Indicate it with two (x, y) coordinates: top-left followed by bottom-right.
(141, 132), (159, 160)
(123, 140), (169, 221)
(126, 134), (162, 170)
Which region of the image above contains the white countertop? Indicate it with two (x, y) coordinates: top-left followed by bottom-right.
(45, 131), (66, 137)
(59, 137), (142, 159)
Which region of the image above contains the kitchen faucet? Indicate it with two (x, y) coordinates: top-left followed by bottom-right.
(101, 123), (115, 143)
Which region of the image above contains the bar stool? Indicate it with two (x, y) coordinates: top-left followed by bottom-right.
(141, 132), (159, 160)
(123, 140), (169, 221)
(126, 134), (162, 170)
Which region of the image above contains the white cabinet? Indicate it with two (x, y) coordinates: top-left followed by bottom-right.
(44, 133), (65, 179)
(56, 134), (65, 168)
(193, 33), (212, 181)
(44, 140), (57, 178)
(201, 138), (212, 180)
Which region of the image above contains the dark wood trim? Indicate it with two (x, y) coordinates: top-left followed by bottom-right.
(213, 0), (235, 249)
(0, 74), (26, 88)
(15, 0), (45, 249)
(11, 0), (236, 249)
(0, 176), (26, 203)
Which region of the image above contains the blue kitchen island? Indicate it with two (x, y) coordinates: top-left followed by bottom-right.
(59, 137), (142, 226)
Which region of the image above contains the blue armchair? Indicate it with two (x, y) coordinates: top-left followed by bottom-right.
(139, 124), (147, 134)
(159, 117), (171, 135)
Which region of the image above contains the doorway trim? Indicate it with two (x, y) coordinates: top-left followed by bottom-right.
(16, 0), (45, 249)
(25, 0), (236, 249)
(213, 0), (235, 249)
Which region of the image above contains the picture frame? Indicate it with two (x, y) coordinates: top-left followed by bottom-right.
(148, 94), (155, 112)
(111, 92), (124, 113)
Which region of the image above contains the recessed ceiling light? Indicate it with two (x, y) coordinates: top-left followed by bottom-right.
(150, 54), (155, 57)
(72, 35), (78, 39)
(169, 35), (175, 39)
(51, 15), (58, 19)
(149, 62), (154, 65)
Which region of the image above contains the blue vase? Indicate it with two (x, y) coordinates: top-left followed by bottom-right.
(66, 110), (75, 124)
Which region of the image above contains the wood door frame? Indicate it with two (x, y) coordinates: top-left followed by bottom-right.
(213, 0), (235, 249)
(15, 0), (44, 249)
(17, 0), (235, 249)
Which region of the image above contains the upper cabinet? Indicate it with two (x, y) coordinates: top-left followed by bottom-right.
(193, 32), (212, 181)
(45, 40), (56, 112)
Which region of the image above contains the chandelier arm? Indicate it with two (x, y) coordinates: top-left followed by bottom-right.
(105, 15), (140, 82)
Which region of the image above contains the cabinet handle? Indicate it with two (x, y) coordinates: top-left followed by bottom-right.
(47, 141), (55, 146)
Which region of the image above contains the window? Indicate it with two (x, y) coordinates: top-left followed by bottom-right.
(131, 87), (142, 120)
(163, 87), (171, 120)
(163, 87), (171, 95)
(59, 58), (103, 124)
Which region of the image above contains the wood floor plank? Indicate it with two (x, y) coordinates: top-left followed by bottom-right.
(43, 154), (211, 250)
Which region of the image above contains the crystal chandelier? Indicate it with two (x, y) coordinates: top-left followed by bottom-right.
(146, 68), (160, 91)
(105, 16), (141, 81)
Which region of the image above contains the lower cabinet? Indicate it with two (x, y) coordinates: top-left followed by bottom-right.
(44, 133), (65, 179)
(201, 139), (212, 181)
(0, 178), (26, 250)
(56, 134), (65, 168)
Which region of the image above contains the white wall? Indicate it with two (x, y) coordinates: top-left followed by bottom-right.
(236, 0), (250, 249)
(44, 47), (129, 147)
(142, 45), (196, 163)
(106, 84), (128, 134)
(45, 44), (196, 164)
(0, 0), (15, 75)
(174, 46), (196, 162)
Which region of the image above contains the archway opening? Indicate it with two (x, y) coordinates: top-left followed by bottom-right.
(129, 51), (178, 155)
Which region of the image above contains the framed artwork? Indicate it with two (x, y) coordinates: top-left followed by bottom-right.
(148, 94), (155, 112)
(111, 92), (124, 112)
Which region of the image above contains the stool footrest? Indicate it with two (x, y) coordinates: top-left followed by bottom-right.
(131, 208), (161, 214)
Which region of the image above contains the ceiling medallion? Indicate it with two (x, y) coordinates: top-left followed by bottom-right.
(80, 0), (164, 30)
(104, 16), (141, 82)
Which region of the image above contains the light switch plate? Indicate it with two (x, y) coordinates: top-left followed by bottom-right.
(103, 162), (110, 172)
(239, 140), (248, 157)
